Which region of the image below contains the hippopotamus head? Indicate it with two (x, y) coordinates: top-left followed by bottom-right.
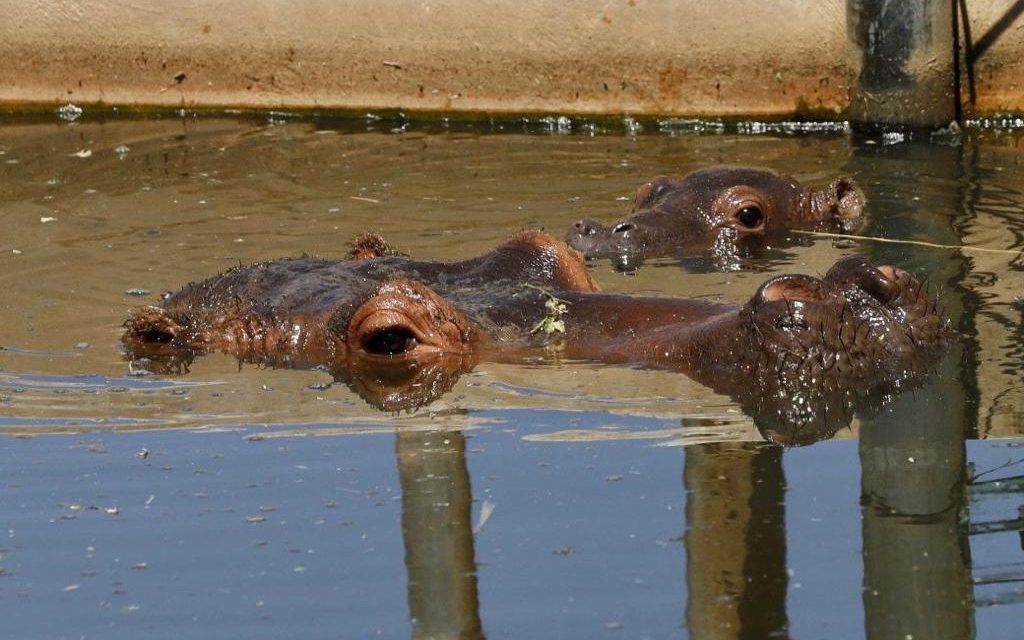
(669, 254), (947, 443)
(123, 232), (946, 442)
(566, 166), (864, 266)
(122, 231), (599, 410)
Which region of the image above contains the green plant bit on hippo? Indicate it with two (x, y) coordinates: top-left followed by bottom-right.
(526, 285), (571, 335)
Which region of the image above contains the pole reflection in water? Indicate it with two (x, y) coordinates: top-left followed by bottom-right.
(859, 360), (974, 640)
(684, 443), (788, 639)
(397, 430), (484, 640)
(850, 139), (975, 638)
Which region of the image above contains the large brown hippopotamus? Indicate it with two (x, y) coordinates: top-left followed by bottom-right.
(123, 231), (947, 444)
(565, 166), (864, 270)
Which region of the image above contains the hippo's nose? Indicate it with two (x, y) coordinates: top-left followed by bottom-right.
(572, 218), (602, 237)
(819, 255), (902, 304)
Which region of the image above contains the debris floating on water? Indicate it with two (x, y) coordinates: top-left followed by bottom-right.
(473, 500), (496, 534)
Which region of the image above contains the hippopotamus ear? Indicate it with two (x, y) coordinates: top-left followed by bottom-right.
(631, 176), (674, 211)
(348, 233), (403, 260)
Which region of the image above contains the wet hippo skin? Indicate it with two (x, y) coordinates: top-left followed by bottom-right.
(566, 166), (864, 270)
(123, 231), (947, 443)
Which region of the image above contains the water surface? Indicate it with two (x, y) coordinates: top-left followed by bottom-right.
(0, 115), (1022, 638)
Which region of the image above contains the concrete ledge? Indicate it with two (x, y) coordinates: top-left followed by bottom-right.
(0, 0), (854, 116)
(1, 1), (1022, 117)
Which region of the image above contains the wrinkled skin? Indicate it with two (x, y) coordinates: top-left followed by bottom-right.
(566, 166), (864, 271)
(123, 231), (947, 443)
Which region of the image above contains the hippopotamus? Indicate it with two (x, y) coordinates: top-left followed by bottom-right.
(123, 231), (947, 442)
(566, 166), (864, 270)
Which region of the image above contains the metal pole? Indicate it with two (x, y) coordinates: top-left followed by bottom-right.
(848, 0), (958, 129)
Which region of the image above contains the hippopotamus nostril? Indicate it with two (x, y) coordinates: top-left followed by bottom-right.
(824, 255), (900, 303)
(746, 274), (829, 330)
(832, 177), (864, 220)
(754, 275), (826, 306)
(876, 265), (899, 283)
(571, 219), (600, 237)
(749, 274), (836, 330)
(856, 270), (898, 302)
(861, 265), (903, 302)
(612, 222), (634, 235)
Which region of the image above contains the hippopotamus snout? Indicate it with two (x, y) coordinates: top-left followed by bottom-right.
(753, 256), (901, 311)
(742, 254), (947, 370)
(570, 217), (602, 238)
(567, 217), (645, 257)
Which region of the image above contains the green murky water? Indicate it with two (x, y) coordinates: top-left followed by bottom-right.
(0, 115), (1022, 638)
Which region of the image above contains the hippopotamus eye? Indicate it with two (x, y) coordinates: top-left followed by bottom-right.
(735, 205), (764, 229)
(612, 222), (634, 235)
(363, 327), (417, 356)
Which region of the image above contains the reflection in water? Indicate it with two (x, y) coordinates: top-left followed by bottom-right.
(397, 430), (484, 640)
(968, 470), (1024, 608)
(338, 355), (477, 413)
(860, 404), (973, 640)
(685, 443), (788, 639)
(850, 136), (975, 639)
(395, 432), (794, 640)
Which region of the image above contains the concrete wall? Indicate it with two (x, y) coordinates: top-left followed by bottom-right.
(0, 1), (1022, 117)
(1, 0), (853, 116)
(962, 1), (1024, 116)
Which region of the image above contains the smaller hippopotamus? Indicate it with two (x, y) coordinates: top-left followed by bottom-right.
(123, 231), (946, 443)
(566, 166), (864, 270)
